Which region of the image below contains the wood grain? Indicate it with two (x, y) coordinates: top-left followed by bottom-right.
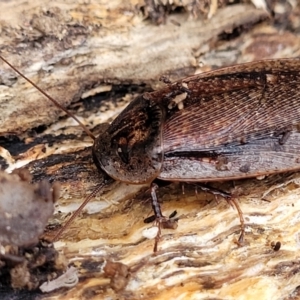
(1, 1), (300, 299)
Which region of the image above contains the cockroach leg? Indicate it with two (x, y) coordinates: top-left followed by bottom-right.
(143, 214), (157, 224)
(144, 210), (177, 224)
(149, 183), (178, 252)
(168, 210), (177, 219)
(150, 183), (163, 219)
(228, 197), (245, 245)
(191, 184), (245, 244)
(193, 183), (232, 199)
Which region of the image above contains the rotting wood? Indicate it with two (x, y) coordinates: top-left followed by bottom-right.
(2, 1), (300, 299)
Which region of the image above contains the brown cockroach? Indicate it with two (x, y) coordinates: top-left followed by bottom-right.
(2, 56), (300, 251)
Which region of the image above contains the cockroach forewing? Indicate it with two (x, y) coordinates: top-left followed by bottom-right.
(159, 59), (300, 153)
(159, 132), (300, 181)
(146, 58), (300, 181)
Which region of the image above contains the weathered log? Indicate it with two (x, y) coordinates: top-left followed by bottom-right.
(2, 1), (300, 299)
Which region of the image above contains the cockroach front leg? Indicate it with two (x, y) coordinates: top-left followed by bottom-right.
(145, 183), (178, 252)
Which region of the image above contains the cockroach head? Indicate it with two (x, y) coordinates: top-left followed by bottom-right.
(92, 95), (164, 184)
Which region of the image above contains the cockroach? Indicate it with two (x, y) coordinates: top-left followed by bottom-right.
(1, 56), (300, 251)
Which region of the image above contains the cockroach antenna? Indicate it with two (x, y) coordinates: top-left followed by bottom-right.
(0, 55), (96, 140)
(0, 54), (107, 242)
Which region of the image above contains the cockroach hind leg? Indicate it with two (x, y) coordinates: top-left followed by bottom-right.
(228, 197), (245, 246)
(193, 184), (245, 245)
(193, 183), (232, 199)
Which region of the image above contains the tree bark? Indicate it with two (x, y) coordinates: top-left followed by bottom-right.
(1, 0), (300, 299)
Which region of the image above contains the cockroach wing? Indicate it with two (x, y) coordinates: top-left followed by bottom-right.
(159, 59), (300, 154)
(93, 95), (164, 184)
(158, 132), (300, 181)
(145, 59), (300, 181)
